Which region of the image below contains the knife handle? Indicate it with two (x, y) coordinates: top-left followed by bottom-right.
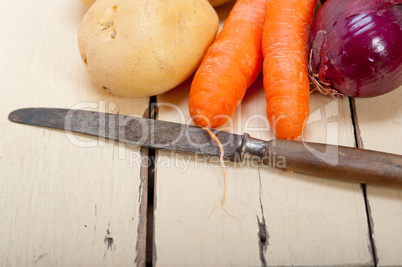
(241, 134), (402, 188)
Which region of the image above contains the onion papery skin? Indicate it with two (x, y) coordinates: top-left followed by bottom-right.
(309, 0), (402, 97)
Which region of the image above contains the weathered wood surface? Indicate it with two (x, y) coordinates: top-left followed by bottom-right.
(0, 1), (149, 266)
(353, 88), (402, 267)
(154, 73), (376, 266)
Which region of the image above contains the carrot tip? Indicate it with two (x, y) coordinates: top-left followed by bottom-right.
(190, 109), (221, 128)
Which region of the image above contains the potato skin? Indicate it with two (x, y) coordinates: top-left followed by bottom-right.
(81, 0), (235, 8)
(78, 0), (219, 98)
(80, 0), (95, 8)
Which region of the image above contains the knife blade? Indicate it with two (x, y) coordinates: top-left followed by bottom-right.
(8, 107), (402, 188)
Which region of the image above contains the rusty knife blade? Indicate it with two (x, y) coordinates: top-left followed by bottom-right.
(8, 108), (243, 158)
(8, 108), (402, 188)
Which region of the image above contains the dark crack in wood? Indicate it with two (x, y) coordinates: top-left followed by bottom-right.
(349, 97), (378, 266)
(103, 222), (114, 259)
(146, 96), (158, 267)
(257, 167), (269, 267)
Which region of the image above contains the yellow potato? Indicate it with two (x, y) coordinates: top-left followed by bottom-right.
(78, 0), (219, 98)
(81, 0), (234, 8)
(80, 0), (96, 8)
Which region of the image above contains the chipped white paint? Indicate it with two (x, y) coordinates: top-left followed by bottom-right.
(0, 1), (148, 266)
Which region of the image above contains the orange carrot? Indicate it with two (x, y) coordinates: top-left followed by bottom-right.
(189, 0), (268, 128)
(262, 0), (317, 140)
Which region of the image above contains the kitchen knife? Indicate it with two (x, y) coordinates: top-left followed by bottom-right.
(8, 107), (402, 188)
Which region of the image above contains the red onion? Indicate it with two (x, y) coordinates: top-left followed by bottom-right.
(309, 0), (402, 97)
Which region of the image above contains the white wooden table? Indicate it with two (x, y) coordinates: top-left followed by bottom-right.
(1, 1), (401, 266)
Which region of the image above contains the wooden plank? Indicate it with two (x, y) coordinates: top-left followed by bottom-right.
(0, 1), (149, 266)
(153, 67), (373, 265)
(353, 87), (402, 267)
